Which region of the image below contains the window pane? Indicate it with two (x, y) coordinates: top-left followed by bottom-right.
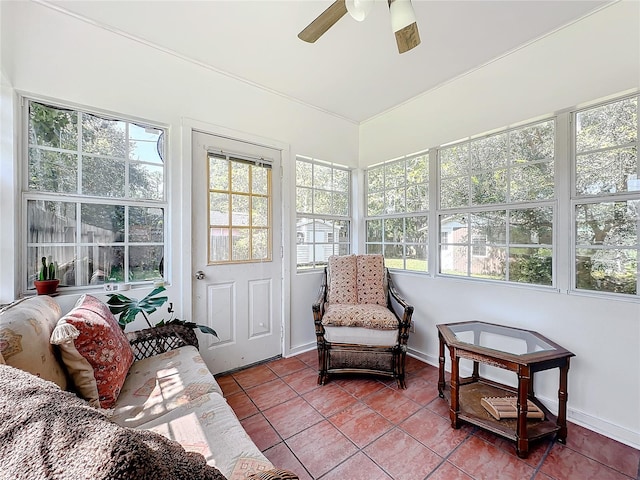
(383, 244), (403, 269)
(367, 243), (382, 255)
(27, 200), (76, 243)
(296, 186), (312, 214)
(406, 184), (427, 212)
(576, 148), (637, 196)
(471, 211), (506, 244)
(29, 102), (77, 150)
(510, 120), (554, 162)
(367, 219), (382, 242)
(442, 245), (468, 276)
(129, 245), (163, 281)
(79, 245), (125, 284)
(510, 208), (553, 245)
(406, 244), (427, 272)
(335, 220), (350, 242)
(510, 247), (552, 286)
(576, 201), (639, 246)
(296, 161), (312, 187)
(440, 176), (468, 209)
(232, 194), (250, 226)
(368, 166), (384, 191)
(81, 204), (125, 242)
(313, 189), (332, 215)
(129, 124), (163, 164)
(210, 192), (229, 224)
(210, 157), (229, 190)
(82, 156), (125, 197)
(576, 97), (637, 152)
(471, 134), (508, 171)
(232, 229), (250, 261)
(385, 187), (405, 214)
(440, 144), (469, 178)
(470, 247), (506, 280)
(405, 216), (427, 243)
(367, 191), (384, 216)
(385, 161), (405, 189)
(130, 163), (164, 200)
(334, 169), (349, 191)
(384, 218), (404, 242)
(576, 248), (637, 294)
(511, 162), (554, 201)
(407, 155), (428, 184)
(471, 169), (507, 205)
(231, 162), (249, 193)
(82, 113), (126, 157)
(252, 196), (268, 226)
(252, 167), (268, 195)
(28, 149), (77, 193)
(314, 164), (332, 190)
(129, 207), (164, 242)
(210, 227), (230, 262)
(333, 192), (349, 216)
(252, 229), (269, 260)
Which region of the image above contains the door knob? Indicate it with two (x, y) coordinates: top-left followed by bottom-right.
(195, 270), (205, 280)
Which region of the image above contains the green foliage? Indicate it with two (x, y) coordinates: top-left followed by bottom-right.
(106, 286), (218, 336)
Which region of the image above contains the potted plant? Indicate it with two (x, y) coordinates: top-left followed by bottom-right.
(34, 256), (59, 295)
(105, 286), (217, 337)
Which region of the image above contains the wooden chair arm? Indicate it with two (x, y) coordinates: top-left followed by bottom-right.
(126, 324), (199, 361)
(247, 468), (299, 480)
(387, 270), (414, 325)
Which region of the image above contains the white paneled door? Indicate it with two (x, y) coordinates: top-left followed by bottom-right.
(192, 131), (283, 374)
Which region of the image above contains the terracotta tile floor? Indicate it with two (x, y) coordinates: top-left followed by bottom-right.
(217, 352), (640, 480)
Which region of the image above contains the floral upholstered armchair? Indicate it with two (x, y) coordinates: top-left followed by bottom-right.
(312, 254), (414, 388)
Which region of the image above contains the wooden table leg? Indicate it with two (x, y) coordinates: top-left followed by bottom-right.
(449, 348), (460, 429)
(438, 332), (445, 397)
(516, 366), (531, 458)
(557, 359), (570, 444)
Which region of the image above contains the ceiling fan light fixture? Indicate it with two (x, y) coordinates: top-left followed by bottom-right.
(389, 0), (416, 32)
(388, 0), (420, 53)
(346, 0), (375, 21)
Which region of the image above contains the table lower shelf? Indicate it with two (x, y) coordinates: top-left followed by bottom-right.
(441, 379), (560, 443)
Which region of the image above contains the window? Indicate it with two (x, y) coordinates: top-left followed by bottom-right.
(365, 152), (429, 272)
(438, 120), (555, 285)
(296, 156), (351, 270)
(208, 153), (272, 263)
(573, 95), (639, 296)
(24, 100), (167, 291)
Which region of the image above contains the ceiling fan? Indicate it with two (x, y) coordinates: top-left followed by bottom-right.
(298, 0), (421, 54)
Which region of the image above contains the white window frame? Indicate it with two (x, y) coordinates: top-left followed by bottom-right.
(437, 119), (556, 287)
(295, 156), (352, 271)
(21, 97), (168, 294)
(365, 151), (429, 272)
(571, 93), (640, 298)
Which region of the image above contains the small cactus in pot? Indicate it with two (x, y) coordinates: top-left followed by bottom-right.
(34, 256), (59, 295)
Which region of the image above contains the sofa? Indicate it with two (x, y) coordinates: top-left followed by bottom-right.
(0, 294), (297, 480)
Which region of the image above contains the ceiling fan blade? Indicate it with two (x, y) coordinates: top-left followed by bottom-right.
(298, 0), (348, 43)
(395, 21), (420, 54)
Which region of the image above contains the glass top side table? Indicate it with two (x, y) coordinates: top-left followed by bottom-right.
(437, 321), (575, 458)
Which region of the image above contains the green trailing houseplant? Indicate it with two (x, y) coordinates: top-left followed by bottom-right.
(105, 286), (217, 337)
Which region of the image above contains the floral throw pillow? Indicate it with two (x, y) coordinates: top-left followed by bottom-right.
(54, 294), (133, 408)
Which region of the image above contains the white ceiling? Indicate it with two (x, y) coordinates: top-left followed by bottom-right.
(46, 0), (611, 124)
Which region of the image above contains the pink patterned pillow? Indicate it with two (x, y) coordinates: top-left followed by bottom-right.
(327, 255), (357, 304)
(356, 254), (387, 306)
(57, 294), (133, 408)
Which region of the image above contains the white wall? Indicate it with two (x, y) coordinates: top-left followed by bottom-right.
(359, 1), (640, 449)
(0, 2), (358, 345)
